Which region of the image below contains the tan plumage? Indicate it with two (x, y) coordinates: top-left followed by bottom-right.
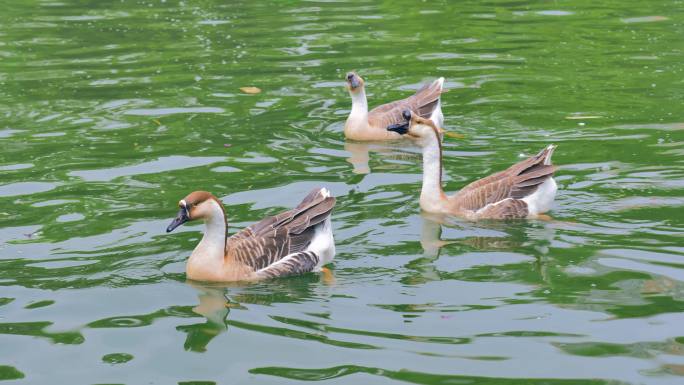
(344, 72), (445, 141)
(386, 110), (558, 220)
(166, 188), (336, 281)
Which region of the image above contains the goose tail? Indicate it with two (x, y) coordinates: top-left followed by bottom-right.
(521, 145), (558, 215)
(538, 144), (557, 166)
(434, 76), (445, 91)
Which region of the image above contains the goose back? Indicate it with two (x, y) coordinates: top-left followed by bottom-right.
(225, 188), (336, 271)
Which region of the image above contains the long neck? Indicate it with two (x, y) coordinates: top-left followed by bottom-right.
(188, 200), (226, 273)
(349, 89), (368, 120)
(419, 132), (446, 211)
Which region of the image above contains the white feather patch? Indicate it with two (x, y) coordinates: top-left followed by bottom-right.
(306, 217), (335, 269)
(319, 187), (331, 198)
(522, 177), (557, 216)
(475, 198), (513, 215)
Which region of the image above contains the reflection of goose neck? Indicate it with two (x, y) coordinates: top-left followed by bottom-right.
(194, 288), (230, 326)
(344, 141), (371, 174)
(420, 216), (443, 258)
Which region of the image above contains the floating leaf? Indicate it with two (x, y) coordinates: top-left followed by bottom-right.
(240, 86), (261, 94)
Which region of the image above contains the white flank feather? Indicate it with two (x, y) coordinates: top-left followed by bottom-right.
(307, 216), (335, 270)
(522, 177), (557, 216)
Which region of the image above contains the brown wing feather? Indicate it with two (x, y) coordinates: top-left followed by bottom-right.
(457, 146), (554, 197)
(449, 146), (556, 217)
(229, 187), (332, 241)
(368, 78), (443, 128)
(225, 189), (335, 271)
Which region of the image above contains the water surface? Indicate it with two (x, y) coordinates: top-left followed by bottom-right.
(1, 0), (683, 384)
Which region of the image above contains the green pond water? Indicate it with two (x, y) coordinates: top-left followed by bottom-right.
(1, 0), (683, 384)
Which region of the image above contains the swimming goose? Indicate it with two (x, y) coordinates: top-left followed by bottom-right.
(344, 72), (444, 141)
(166, 188), (336, 281)
(387, 110), (557, 219)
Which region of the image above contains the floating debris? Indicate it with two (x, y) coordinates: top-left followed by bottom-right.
(240, 86), (261, 94)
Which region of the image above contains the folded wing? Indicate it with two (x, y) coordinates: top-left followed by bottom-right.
(450, 146), (556, 218)
(226, 188), (336, 273)
(368, 77), (444, 129)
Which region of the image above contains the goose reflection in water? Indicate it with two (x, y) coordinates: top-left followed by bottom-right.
(407, 213), (557, 285)
(176, 283), (232, 353)
(344, 140), (418, 174)
(419, 213), (525, 255)
(179, 274), (335, 352)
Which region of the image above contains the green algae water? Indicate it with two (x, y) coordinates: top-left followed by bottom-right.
(1, 0), (683, 384)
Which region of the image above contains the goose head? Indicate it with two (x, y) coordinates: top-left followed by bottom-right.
(387, 110), (441, 145)
(345, 71), (365, 93)
(166, 191), (226, 232)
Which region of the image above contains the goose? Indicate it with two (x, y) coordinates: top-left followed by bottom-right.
(387, 110), (558, 219)
(166, 188), (336, 281)
(344, 72), (445, 141)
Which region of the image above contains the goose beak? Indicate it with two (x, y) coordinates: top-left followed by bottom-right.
(346, 73), (360, 89)
(386, 121), (409, 135)
(166, 208), (189, 233)
(387, 109), (412, 135)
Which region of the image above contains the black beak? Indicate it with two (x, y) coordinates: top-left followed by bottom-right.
(166, 208), (189, 233)
(387, 121), (409, 135)
(346, 73), (360, 89)
(387, 109), (412, 135)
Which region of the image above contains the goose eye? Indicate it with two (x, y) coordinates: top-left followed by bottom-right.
(402, 110), (411, 121)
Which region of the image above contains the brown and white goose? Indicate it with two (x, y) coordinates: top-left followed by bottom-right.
(166, 188), (336, 281)
(387, 110), (558, 219)
(344, 72), (444, 141)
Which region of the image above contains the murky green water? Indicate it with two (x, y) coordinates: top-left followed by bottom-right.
(1, 0), (683, 383)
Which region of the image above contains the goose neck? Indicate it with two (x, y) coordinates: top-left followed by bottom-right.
(349, 89), (368, 118)
(188, 200), (227, 273)
(419, 133), (447, 212)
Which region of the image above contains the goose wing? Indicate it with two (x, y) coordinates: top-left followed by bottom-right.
(449, 145), (556, 217)
(468, 198), (529, 219)
(225, 188), (335, 273)
(368, 78), (444, 129)
(254, 251), (320, 279)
